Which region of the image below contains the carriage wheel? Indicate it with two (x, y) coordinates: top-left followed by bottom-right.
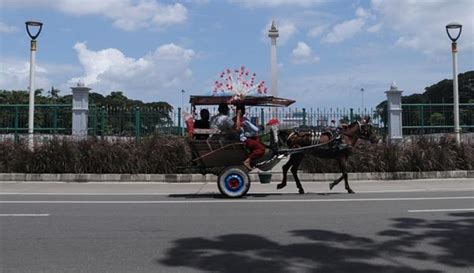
(217, 167), (251, 198)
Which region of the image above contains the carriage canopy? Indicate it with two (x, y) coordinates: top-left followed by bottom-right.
(189, 95), (295, 107)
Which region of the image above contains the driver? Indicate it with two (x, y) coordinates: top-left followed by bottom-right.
(235, 105), (265, 170)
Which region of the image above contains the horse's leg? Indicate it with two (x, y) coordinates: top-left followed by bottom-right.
(277, 154), (294, 190)
(290, 153), (305, 194)
(339, 157), (354, 194)
(329, 173), (344, 190)
(329, 157), (344, 190)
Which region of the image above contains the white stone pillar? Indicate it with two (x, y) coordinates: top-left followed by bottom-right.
(385, 82), (403, 142)
(71, 81), (91, 138)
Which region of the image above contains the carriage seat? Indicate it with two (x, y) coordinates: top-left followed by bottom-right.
(193, 128), (220, 137)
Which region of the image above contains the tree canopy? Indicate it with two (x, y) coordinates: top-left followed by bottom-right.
(0, 89), (173, 111)
(375, 70), (474, 129)
(376, 70), (474, 110)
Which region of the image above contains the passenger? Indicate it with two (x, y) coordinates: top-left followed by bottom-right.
(194, 109), (210, 140)
(235, 105), (265, 170)
(194, 109), (210, 129)
(210, 103), (236, 139)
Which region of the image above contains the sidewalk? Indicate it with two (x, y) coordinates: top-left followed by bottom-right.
(1, 170), (473, 183)
(1, 179), (472, 195)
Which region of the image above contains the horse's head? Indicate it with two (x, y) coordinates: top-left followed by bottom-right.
(277, 129), (293, 144)
(357, 117), (380, 143)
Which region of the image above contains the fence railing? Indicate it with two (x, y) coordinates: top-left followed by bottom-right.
(196, 106), (383, 129)
(402, 103), (474, 134)
(0, 104), (384, 141)
(88, 106), (178, 139)
(0, 104), (72, 141)
(0, 104), (180, 142)
(1, 103), (472, 141)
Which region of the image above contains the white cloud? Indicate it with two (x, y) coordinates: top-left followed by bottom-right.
(291, 42), (320, 64)
(322, 6), (371, 43)
(0, 60), (50, 90)
(307, 25), (327, 38)
(322, 18), (365, 43)
(70, 42), (195, 100)
(184, 0), (210, 4)
(371, 0), (474, 54)
(230, 0), (325, 8)
(355, 7), (370, 19)
(0, 0), (187, 31)
(261, 20), (297, 45)
(367, 22), (382, 33)
(0, 22), (18, 33)
(280, 64), (447, 109)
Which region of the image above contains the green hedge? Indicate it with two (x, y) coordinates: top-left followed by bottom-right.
(0, 136), (472, 173)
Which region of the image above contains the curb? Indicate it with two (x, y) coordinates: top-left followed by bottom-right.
(0, 171), (473, 183)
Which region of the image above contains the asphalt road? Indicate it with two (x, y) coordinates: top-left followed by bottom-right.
(1, 179), (473, 273)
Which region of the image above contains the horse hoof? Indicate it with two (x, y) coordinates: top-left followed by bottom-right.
(298, 189), (305, 194)
(329, 182), (335, 190)
(347, 189), (355, 194)
(276, 183), (286, 190)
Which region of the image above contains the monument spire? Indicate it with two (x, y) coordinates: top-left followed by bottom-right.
(268, 20), (279, 99)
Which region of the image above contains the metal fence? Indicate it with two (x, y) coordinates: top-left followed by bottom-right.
(88, 106), (178, 138)
(0, 104), (384, 140)
(1, 103), (473, 141)
(199, 106), (383, 129)
(402, 103), (474, 134)
(0, 104), (72, 141)
(0, 104), (180, 142)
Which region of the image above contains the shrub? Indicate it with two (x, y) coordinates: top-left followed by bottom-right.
(0, 135), (472, 173)
(300, 136), (474, 173)
(0, 135), (191, 173)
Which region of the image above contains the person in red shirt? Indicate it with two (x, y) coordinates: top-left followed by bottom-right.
(235, 105), (265, 169)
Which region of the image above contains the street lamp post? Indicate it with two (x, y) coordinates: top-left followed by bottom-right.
(446, 22), (462, 145)
(181, 89), (185, 135)
(181, 89), (185, 109)
(25, 21), (43, 149)
(360, 88), (365, 112)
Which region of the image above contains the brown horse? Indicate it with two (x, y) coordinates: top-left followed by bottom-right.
(276, 118), (379, 194)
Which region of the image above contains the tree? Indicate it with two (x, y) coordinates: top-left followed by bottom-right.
(376, 70), (474, 124)
(48, 86), (60, 101)
(429, 112), (445, 126)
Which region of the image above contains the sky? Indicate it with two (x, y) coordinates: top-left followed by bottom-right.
(0, 0), (473, 109)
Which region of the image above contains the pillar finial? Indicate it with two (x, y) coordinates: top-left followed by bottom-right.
(77, 78), (85, 87)
(390, 81), (398, 90)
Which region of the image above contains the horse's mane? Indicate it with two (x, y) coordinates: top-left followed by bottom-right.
(340, 122), (356, 131)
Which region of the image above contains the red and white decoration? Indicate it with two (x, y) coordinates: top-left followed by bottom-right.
(213, 66), (267, 98)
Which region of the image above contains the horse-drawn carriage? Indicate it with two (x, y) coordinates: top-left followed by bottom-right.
(183, 95), (295, 198)
(182, 95), (379, 198)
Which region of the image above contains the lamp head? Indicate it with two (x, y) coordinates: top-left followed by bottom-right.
(25, 21), (43, 40)
(446, 22), (462, 42)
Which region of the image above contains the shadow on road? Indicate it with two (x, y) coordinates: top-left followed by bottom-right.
(167, 193), (284, 199)
(158, 212), (474, 272)
(167, 192), (344, 199)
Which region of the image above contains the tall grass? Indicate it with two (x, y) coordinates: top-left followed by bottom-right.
(300, 136), (473, 173)
(0, 136), (472, 173)
(0, 135), (191, 173)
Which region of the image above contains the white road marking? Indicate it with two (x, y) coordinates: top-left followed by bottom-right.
(0, 196), (473, 204)
(0, 214), (50, 217)
(408, 208), (474, 213)
(0, 192), (180, 196)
